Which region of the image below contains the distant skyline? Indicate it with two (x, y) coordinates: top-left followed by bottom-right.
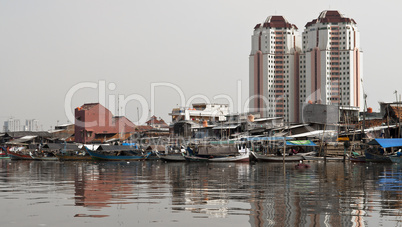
(1, 0), (402, 131)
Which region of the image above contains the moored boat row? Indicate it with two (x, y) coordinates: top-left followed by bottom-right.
(3, 138), (402, 163)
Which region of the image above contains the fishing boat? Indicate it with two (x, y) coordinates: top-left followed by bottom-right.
(184, 142), (250, 162)
(144, 145), (167, 160)
(87, 150), (151, 161)
(302, 155), (344, 161)
(251, 140), (317, 162)
(364, 150), (392, 163)
(302, 151), (344, 161)
(363, 138), (402, 163)
(158, 153), (186, 162)
(389, 154), (402, 164)
(349, 152), (366, 162)
(251, 151), (304, 162)
(8, 150), (33, 160)
(155, 145), (187, 162)
(56, 152), (92, 161)
(55, 145), (91, 161)
(31, 155), (58, 161)
(87, 145), (151, 161)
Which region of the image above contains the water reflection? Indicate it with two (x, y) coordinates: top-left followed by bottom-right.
(0, 159), (401, 227)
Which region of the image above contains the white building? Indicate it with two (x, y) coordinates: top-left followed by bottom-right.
(300, 10), (363, 111)
(3, 118), (21, 132)
(25, 119), (39, 131)
(249, 16), (302, 123)
(170, 103), (229, 123)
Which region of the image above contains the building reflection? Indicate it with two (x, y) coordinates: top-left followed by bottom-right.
(169, 162), (252, 218)
(247, 162), (367, 227)
(71, 161), (154, 209)
(2, 158), (401, 225)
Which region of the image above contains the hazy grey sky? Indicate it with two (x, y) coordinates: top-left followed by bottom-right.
(1, 0), (401, 130)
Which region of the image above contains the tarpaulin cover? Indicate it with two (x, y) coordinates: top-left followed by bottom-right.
(209, 140), (235, 145)
(286, 140), (317, 146)
(197, 144), (238, 155)
(368, 138), (402, 148)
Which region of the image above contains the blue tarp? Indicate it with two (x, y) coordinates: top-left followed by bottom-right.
(368, 138), (402, 148)
(286, 140), (317, 146)
(122, 143), (138, 148)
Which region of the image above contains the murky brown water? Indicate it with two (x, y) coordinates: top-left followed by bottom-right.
(0, 159), (401, 227)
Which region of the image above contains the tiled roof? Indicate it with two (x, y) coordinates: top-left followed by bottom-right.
(305, 10), (356, 28)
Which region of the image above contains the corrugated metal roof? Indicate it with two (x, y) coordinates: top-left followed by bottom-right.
(289, 130), (338, 138)
(4, 131), (52, 138)
(212, 124), (240, 130)
(6, 135), (38, 144)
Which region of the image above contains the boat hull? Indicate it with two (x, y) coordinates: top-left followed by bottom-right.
(206, 154), (250, 162)
(389, 156), (402, 163)
(31, 156), (58, 161)
(251, 151), (303, 162)
(55, 154), (92, 161)
(184, 153), (250, 162)
(303, 156), (344, 161)
(8, 151), (33, 160)
(365, 151), (392, 163)
(349, 156), (366, 162)
(156, 153), (186, 162)
(87, 150), (149, 161)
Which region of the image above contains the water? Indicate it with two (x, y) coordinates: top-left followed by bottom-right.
(0, 159), (401, 227)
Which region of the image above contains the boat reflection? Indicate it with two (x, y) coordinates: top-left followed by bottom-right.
(1, 159), (401, 226)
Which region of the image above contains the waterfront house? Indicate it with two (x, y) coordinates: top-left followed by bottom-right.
(74, 103), (136, 144)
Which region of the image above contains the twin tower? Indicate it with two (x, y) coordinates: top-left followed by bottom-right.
(249, 10), (363, 123)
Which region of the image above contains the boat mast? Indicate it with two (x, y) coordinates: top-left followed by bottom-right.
(362, 93), (367, 143)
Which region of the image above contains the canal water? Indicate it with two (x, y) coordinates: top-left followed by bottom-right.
(0, 159), (401, 227)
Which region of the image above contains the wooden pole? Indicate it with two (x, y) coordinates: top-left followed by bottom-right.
(320, 124), (327, 162)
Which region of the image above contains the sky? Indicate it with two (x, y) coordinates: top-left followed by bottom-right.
(1, 0), (401, 131)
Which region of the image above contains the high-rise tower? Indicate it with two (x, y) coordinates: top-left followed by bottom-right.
(299, 10), (363, 111)
(249, 16), (301, 122)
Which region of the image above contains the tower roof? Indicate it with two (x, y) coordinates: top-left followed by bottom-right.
(305, 10), (357, 28)
(254, 15), (298, 30)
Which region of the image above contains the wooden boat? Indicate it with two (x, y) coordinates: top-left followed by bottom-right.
(184, 152), (250, 162)
(205, 152), (250, 162)
(303, 155), (344, 161)
(251, 151), (303, 162)
(55, 146), (92, 161)
(364, 138), (402, 163)
(55, 153), (92, 161)
(389, 155), (402, 164)
(43, 143), (85, 161)
(8, 151), (34, 160)
(184, 144), (250, 162)
(364, 150), (392, 163)
(87, 149), (151, 161)
(349, 152), (366, 162)
(349, 155), (366, 162)
(31, 155), (58, 161)
(156, 152), (186, 162)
